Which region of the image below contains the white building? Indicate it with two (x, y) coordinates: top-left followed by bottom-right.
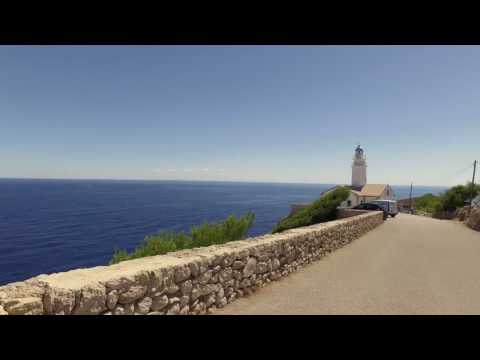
(323, 145), (395, 208)
(340, 183), (396, 208)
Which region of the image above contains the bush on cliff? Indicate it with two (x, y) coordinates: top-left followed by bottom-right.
(110, 211), (255, 264)
(272, 186), (350, 233)
(420, 182), (480, 218)
(412, 184), (480, 217)
(437, 183), (480, 212)
(413, 193), (442, 214)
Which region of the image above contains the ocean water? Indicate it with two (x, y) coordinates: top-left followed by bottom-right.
(0, 179), (447, 286)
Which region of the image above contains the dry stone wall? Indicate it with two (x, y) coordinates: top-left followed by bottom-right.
(0, 211), (383, 315)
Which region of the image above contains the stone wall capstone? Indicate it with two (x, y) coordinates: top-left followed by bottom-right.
(0, 211), (384, 315)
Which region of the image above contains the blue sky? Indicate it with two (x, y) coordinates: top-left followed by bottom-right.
(1, 46), (478, 186)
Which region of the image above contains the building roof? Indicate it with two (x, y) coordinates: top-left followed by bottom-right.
(359, 184), (387, 197)
(321, 184), (390, 198)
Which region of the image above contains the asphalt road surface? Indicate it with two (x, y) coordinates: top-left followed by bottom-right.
(217, 213), (480, 315)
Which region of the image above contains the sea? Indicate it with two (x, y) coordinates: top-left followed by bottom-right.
(0, 179), (448, 286)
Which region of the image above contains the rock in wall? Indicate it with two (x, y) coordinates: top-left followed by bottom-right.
(467, 206), (480, 231)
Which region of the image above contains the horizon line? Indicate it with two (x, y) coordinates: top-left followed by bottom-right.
(0, 176), (451, 188)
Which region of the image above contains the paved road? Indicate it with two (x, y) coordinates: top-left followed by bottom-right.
(217, 214), (480, 314)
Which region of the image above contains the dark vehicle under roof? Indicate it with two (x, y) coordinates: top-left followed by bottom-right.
(352, 203), (388, 220)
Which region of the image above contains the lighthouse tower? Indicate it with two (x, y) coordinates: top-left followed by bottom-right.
(351, 144), (367, 188)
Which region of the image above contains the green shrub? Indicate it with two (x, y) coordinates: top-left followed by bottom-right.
(427, 182), (480, 216)
(110, 247), (130, 265)
(438, 183), (480, 212)
(191, 213), (255, 248)
(413, 193), (442, 214)
(110, 211), (255, 264)
(272, 186), (350, 233)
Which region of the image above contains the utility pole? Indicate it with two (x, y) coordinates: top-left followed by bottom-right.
(470, 160), (477, 212)
(409, 182), (413, 214)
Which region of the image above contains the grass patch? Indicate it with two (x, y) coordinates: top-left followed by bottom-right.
(272, 186), (350, 233)
(110, 212), (255, 265)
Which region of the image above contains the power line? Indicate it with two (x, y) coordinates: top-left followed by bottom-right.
(436, 162), (475, 185)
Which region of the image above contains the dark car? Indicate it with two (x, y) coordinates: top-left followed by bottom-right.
(352, 203), (388, 220)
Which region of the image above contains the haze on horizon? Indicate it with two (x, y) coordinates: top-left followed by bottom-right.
(1, 46), (478, 187)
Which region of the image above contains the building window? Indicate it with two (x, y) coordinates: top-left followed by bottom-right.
(347, 200), (351, 207)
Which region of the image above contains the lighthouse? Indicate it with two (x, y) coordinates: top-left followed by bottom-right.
(351, 144), (367, 188)
(291, 143), (395, 213)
